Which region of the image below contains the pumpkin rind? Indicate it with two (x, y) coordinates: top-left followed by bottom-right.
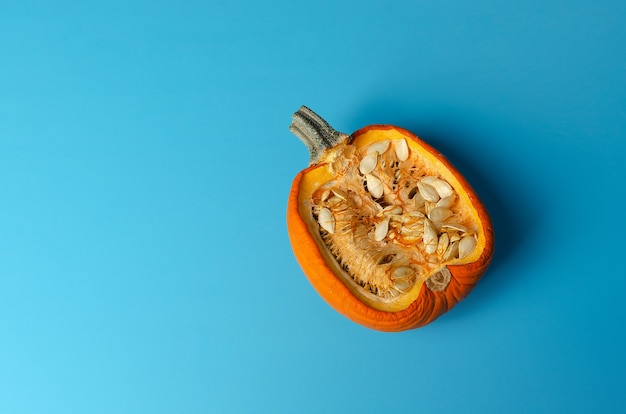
(287, 112), (494, 332)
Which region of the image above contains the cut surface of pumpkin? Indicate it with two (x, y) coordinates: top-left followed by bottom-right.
(287, 106), (494, 331)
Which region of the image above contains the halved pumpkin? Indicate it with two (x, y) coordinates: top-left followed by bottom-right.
(287, 106), (494, 332)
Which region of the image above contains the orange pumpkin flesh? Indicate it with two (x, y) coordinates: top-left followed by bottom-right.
(287, 107), (494, 332)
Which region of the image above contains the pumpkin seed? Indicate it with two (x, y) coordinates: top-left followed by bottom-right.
(441, 222), (469, 233)
(392, 266), (414, 279)
(321, 189), (331, 202)
(389, 206), (403, 215)
(431, 179), (454, 198)
(379, 205), (402, 217)
(318, 208), (335, 234)
(359, 152), (378, 174)
(401, 224), (423, 235)
(458, 235), (477, 259)
(423, 218), (438, 254)
(412, 191), (426, 207)
(327, 195), (343, 207)
(417, 182), (440, 203)
(424, 201), (435, 216)
(367, 140), (390, 155)
(394, 277), (414, 293)
(392, 267), (415, 293)
(436, 195), (455, 209)
(402, 234), (421, 244)
(393, 139), (409, 161)
(365, 174), (384, 198)
(443, 241), (459, 261)
(437, 232), (449, 257)
(428, 207), (453, 222)
(374, 218), (390, 242)
(331, 188), (348, 200)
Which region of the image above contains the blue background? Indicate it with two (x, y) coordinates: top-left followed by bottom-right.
(1, 1), (625, 413)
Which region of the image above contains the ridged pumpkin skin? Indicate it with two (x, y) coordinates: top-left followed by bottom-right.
(287, 122), (494, 332)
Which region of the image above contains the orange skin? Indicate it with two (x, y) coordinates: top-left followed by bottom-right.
(287, 125), (494, 332)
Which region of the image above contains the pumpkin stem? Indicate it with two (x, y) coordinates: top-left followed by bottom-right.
(290, 106), (349, 165)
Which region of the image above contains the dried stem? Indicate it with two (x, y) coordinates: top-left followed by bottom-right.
(289, 106), (349, 165)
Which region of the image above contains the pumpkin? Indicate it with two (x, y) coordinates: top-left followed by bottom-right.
(287, 106), (494, 332)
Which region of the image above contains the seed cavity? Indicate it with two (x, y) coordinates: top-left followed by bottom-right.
(311, 137), (479, 301)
